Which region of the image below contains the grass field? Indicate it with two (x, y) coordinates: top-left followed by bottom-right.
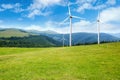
(0, 42), (120, 80)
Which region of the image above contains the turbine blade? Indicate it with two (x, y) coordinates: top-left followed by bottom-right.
(68, 3), (71, 16)
(72, 16), (85, 20)
(98, 10), (100, 19)
(60, 16), (69, 25)
(97, 10), (101, 22)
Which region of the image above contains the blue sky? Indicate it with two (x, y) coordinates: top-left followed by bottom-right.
(0, 0), (120, 33)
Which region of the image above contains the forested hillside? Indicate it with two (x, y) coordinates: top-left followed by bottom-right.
(0, 35), (62, 47)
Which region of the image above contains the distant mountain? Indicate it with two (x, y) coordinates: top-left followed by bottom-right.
(0, 29), (62, 47)
(110, 33), (120, 38)
(0, 29), (31, 38)
(0, 28), (119, 46)
(40, 32), (120, 45)
(0, 35), (62, 47)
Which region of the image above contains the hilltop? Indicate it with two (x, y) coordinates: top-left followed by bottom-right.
(0, 29), (30, 38)
(0, 29), (61, 47)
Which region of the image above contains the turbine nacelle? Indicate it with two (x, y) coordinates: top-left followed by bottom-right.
(70, 16), (72, 18)
(97, 20), (100, 22)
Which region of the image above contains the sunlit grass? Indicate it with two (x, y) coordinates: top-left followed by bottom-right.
(0, 42), (120, 80)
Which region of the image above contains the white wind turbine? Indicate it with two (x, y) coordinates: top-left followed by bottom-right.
(97, 10), (100, 44)
(60, 3), (85, 47)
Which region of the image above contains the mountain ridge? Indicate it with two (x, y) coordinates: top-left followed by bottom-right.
(0, 29), (62, 47)
(0, 28), (119, 46)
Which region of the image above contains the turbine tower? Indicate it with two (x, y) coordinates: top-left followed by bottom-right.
(60, 3), (84, 47)
(62, 33), (65, 47)
(97, 10), (100, 44)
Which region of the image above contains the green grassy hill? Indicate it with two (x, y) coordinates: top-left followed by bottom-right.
(0, 42), (120, 80)
(0, 35), (62, 47)
(0, 29), (30, 37)
(0, 29), (61, 47)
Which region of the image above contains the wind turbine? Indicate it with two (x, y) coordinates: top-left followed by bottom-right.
(97, 10), (100, 44)
(60, 3), (85, 47)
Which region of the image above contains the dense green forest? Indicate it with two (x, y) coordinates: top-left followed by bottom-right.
(0, 35), (62, 47)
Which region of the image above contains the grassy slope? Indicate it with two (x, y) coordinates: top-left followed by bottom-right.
(0, 29), (29, 37)
(0, 42), (120, 80)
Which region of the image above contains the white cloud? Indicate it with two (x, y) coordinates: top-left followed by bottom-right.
(98, 6), (120, 33)
(76, 0), (117, 12)
(106, 0), (116, 5)
(31, 0), (62, 8)
(70, 20), (98, 33)
(0, 3), (24, 13)
(27, 0), (65, 18)
(25, 25), (46, 31)
(100, 7), (120, 23)
(71, 6), (120, 33)
(24, 21), (64, 32)
(77, 3), (92, 12)
(28, 0), (65, 10)
(28, 9), (41, 18)
(100, 23), (120, 33)
(27, 9), (51, 18)
(76, 0), (96, 4)
(13, 3), (24, 13)
(76, 0), (96, 12)
(1, 4), (14, 9)
(23, 20), (95, 33)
